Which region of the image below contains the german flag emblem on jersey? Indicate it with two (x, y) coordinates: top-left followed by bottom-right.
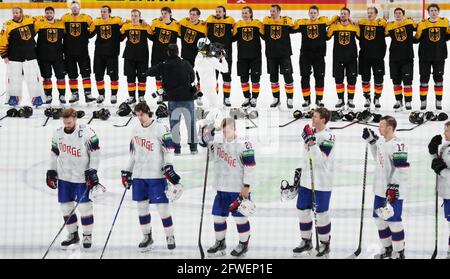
(242, 27), (254, 41)
(270, 26), (282, 40)
(428, 27), (440, 42)
(159, 29), (171, 44)
(213, 24), (225, 38)
(18, 26), (32, 41)
(129, 30), (140, 44)
(307, 25), (319, 39)
(338, 31), (350, 45)
(46, 28), (58, 43)
(364, 26), (376, 40)
(69, 23), (81, 37)
(394, 27), (407, 42)
(100, 25), (112, 40)
(184, 29), (197, 44)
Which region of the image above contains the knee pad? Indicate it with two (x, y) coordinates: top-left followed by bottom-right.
(297, 209), (312, 222)
(156, 203), (171, 218)
(127, 76), (136, 83)
(432, 73), (443, 83)
(60, 202), (75, 216)
(347, 76), (357, 85)
(222, 73), (231, 82)
(420, 74), (431, 84)
(250, 74), (260, 84)
(374, 217), (389, 230)
(95, 75), (104, 82)
(78, 201), (93, 217)
(374, 75), (384, 85)
(233, 216), (249, 225)
(283, 73), (293, 84)
(137, 200), (149, 216)
(316, 211), (330, 226)
(213, 215), (227, 224)
(314, 76), (325, 88)
(301, 76), (310, 88)
(240, 75), (250, 84)
(270, 74), (279, 83)
(335, 77), (344, 84)
(137, 77), (147, 83)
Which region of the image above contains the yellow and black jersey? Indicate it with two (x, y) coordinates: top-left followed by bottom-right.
(150, 18), (180, 62)
(61, 13), (93, 56)
(294, 16), (329, 55)
(120, 22), (151, 61)
(178, 18), (206, 62)
(34, 18), (64, 61)
(327, 22), (359, 62)
(385, 19), (417, 61)
(90, 16), (123, 56)
(206, 15), (235, 53)
(415, 17), (449, 61)
(262, 16), (295, 58)
(358, 18), (387, 60)
(233, 19), (263, 59)
(0, 15), (36, 61)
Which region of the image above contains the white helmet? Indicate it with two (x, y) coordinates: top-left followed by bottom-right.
(165, 183), (184, 202)
(280, 180), (298, 201)
(197, 37), (211, 52)
(238, 198), (256, 217)
(375, 201), (394, 220)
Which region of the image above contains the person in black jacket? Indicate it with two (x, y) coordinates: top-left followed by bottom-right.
(146, 44), (198, 155)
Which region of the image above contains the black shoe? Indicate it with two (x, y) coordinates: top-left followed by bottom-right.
(61, 231), (80, 248)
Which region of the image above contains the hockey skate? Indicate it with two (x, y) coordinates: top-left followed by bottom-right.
(166, 235), (176, 250)
(364, 97), (371, 108)
(446, 251), (450, 259)
(286, 98), (293, 109)
(139, 232), (154, 252)
(270, 97), (280, 108)
(223, 97), (231, 107)
(82, 234), (92, 249)
(374, 245), (393, 259)
(85, 92), (96, 104)
(250, 97), (257, 108)
(302, 100), (311, 111)
(391, 249), (405, 259)
(316, 239), (330, 258)
(196, 96), (203, 107)
(293, 238), (313, 257)
(374, 98), (381, 110)
(315, 99), (324, 108)
(335, 99), (344, 109)
(347, 99), (355, 110)
(420, 100), (427, 111)
(230, 240), (249, 258)
(393, 100), (403, 112)
(241, 98), (250, 108)
(59, 94), (66, 105)
(126, 96), (137, 106)
(69, 92), (79, 104)
(96, 95), (105, 105)
(61, 231), (80, 250)
(110, 95), (117, 104)
(405, 102), (412, 110)
(207, 239), (226, 258)
(138, 96), (146, 104)
(45, 95), (53, 105)
(436, 100), (442, 111)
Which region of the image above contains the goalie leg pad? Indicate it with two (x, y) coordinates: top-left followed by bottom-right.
(7, 61), (24, 99)
(23, 60), (44, 98)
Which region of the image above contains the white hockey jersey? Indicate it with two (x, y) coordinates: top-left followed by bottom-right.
(436, 141), (450, 199)
(299, 128), (336, 192)
(210, 136), (256, 193)
(50, 124), (100, 183)
(370, 136), (410, 199)
(125, 119), (174, 179)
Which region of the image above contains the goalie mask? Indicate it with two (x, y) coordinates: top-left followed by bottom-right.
(117, 102), (132, 117)
(165, 183), (184, 202)
(197, 37), (211, 54)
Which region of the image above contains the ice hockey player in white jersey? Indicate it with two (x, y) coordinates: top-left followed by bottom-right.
(121, 102), (180, 251)
(46, 108), (100, 249)
(200, 117), (256, 257)
(362, 115), (409, 259)
(194, 38), (229, 130)
(294, 108), (335, 258)
(428, 121), (450, 259)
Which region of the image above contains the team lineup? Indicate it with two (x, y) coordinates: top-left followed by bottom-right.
(1, 1), (450, 259)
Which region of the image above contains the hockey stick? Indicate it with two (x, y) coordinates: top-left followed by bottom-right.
(42, 187), (90, 259)
(42, 116), (51, 127)
(198, 147), (210, 259)
(87, 115), (95, 125)
(347, 143), (369, 259)
(397, 119), (430, 132)
(330, 120), (359, 130)
(431, 173), (438, 259)
(100, 187), (128, 259)
(279, 118), (300, 128)
(307, 150), (320, 253)
(0, 115), (7, 121)
(245, 117), (258, 130)
(113, 115), (134, 128)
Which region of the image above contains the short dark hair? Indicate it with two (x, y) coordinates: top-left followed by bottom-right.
(63, 108), (77, 118)
(216, 5), (226, 17)
(45, 6), (55, 13)
(445, 121), (450, 128)
(380, 115), (397, 130)
(242, 6), (253, 19)
(101, 5), (111, 13)
(309, 5), (319, 12)
(341, 7), (351, 15)
(161, 6), (172, 14)
(131, 9), (141, 16)
(427, 3), (440, 12)
(189, 7), (201, 16)
(314, 108), (330, 124)
(271, 4), (281, 12)
(167, 43), (179, 57)
(367, 6), (378, 14)
(394, 7), (405, 15)
(134, 102), (153, 117)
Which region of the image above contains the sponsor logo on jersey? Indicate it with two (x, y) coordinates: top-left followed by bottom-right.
(270, 25), (282, 40)
(307, 25), (319, 39)
(100, 25), (112, 40)
(184, 29), (197, 44)
(18, 26), (32, 41)
(364, 26), (376, 40)
(428, 27), (440, 42)
(69, 23), (81, 37)
(241, 27), (254, 41)
(394, 27), (407, 42)
(159, 29), (171, 44)
(213, 23), (226, 38)
(129, 29), (140, 44)
(338, 31), (350, 45)
(46, 28), (58, 43)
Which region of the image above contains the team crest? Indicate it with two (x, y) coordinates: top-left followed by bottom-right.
(159, 29), (171, 43)
(242, 27), (253, 41)
(270, 26), (282, 40)
(100, 25), (112, 40)
(69, 23), (81, 37)
(394, 27), (407, 42)
(213, 24), (225, 38)
(338, 31), (350, 45)
(184, 29), (197, 44)
(46, 28), (58, 43)
(364, 26), (376, 40)
(428, 27), (440, 42)
(129, 30), (140, 44)
(306, 25), (319, 39)
(18, 26), (32, 40)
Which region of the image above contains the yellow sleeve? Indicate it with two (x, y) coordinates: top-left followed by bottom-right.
(355, 25), (360, 37)
(232, 22), (238, 37)
(384, 23), (390, 36)
(120, 23), (126, 35)
(258, 20), (264, 36)
(327, 23), (335, 38)
(34, 19), (41, 33)
(0, 23), (10, 58)
(89, 19), (96, 33)
(415, 21), (424, 39)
